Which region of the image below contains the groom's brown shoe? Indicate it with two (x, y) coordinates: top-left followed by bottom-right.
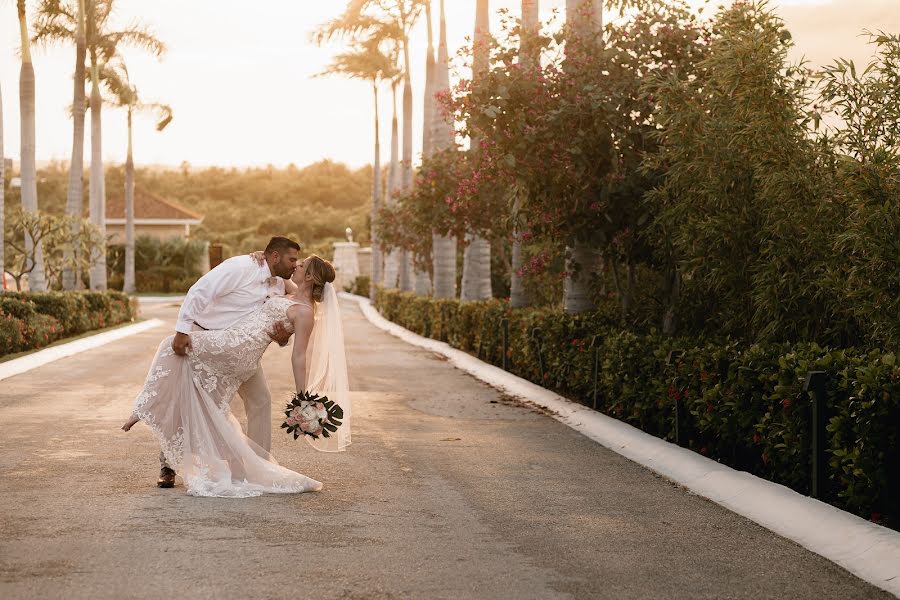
(157, 467), (176, 488)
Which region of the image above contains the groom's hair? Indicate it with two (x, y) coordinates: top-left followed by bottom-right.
(264, 236), (301, 256)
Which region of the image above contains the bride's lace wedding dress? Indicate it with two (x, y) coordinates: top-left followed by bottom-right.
(132, 295), (323, 497)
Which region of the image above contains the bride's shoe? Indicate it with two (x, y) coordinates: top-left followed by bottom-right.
(121, 414), (140, 432)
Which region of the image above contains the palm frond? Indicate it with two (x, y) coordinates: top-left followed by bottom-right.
(32, 0), (77, 47)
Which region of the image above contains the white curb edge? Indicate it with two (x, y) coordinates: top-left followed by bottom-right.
(340, 292), (900, 597)
(0, 319), (165, 382)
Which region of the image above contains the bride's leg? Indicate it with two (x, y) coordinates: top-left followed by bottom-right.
(121, 413), (140, 432)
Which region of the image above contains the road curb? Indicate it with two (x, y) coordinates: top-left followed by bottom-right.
(340, 292), (900, 598)
(0, 319), (165, 382)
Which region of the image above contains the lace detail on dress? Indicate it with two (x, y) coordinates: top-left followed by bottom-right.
(130, 296), (322, 497)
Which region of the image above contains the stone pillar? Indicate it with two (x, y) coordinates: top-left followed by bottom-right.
(357, 247), (373, 280)
(332, 241), (360, 293)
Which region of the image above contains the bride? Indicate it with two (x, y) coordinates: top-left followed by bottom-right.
(122, 254), (350, 498)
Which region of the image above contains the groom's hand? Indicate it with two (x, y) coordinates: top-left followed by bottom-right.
(268, 322), (292, 347)
(172, 332), (193, 356)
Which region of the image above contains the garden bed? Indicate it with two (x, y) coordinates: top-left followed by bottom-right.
(375, 288), (900, 529)
(1, 290), (138, 357)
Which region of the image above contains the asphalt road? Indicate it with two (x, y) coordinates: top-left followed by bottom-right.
(0, 299), (889, 599)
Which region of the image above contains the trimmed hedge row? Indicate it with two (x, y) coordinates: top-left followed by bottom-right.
(375, 288), (900, 528)
(0, 290), (137, 356)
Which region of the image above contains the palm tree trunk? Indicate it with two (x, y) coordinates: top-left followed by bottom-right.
(383, 82), (401, 289)
(412, 0), (437, 297)
(18, 0), (47, 292)
(398, 41), (415, 292)
(461, 234), (491, 301)
(370, 80), (382, 301)
(431, 0), (457, 299)
(511, 0), (539, 308)
(88, 53), (107, 290)
(0, 82), (5, 290)
(124, 108), (136, 294)
(62, 0), (87, 290)
(562, 0), (602, 314)
(422, 1), (436, 161)
(461, 0), (492, 302)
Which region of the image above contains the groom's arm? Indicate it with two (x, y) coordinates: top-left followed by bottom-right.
(175, 259), (249, 334)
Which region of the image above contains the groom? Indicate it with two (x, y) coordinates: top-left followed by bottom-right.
(157, 236), (301, 488)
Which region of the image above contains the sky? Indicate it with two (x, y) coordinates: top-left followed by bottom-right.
(0, 0), (897, 170)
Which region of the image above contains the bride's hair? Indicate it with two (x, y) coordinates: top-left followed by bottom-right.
(306, 255), (336, 303)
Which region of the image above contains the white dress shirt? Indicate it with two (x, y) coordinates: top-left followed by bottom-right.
(175, 256), (286, 334)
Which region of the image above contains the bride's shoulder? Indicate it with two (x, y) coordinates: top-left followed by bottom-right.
(284, 296), (314, 315)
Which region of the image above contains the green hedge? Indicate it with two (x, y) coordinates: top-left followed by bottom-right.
(375, 288), (900, 528)
(0, 290), (137, 356)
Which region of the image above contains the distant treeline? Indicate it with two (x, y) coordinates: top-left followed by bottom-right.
(7, 160), (373, 257)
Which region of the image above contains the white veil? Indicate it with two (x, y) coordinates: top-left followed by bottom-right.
(304, 282), (351, 452)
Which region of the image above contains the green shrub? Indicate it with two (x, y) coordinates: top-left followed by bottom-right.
(0, 291), (136, 356)
(344, 276), (371, 299)
(0, 311), (27, 353)
(375, 288), (900, 528)
(136, 265), (194, 294)
(0, 297), (37, 321)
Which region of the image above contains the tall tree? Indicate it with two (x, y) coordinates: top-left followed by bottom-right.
(562, 0), (602, 314)
(430, 0), (456, 298)
(460, 0), (493, 302)
(0, 82), (5, 289)
(412, 0), (436, 296)
(86, 0), (104, 289)
(33, 0), (166, 290)
(102, 62), (172, 293)
(383, 80), (402, 287)
(34, 0), (87, 290)
(315, 1), (423, 291)
(17, 0), (47, 291)
(316, 34), (398, 299)
(510, 0), (539, 308)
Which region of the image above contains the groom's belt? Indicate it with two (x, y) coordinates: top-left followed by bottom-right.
(194, 322), (209, 331)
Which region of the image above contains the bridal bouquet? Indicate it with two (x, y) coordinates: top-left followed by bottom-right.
(281, 391), (344, 440)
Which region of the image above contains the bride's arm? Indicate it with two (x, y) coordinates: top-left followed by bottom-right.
(250, 250), (298, 296)
(283, 278), (299, 295)
(289, 308), (315, 392)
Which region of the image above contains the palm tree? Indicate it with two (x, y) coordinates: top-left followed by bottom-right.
(87, 0), (107, 290)
(17, 0), (47, 292)
(102, 62), (172, 294)
(34, 0), (87, 290)
(563, 0), (602, 314)
(460, 0), (493, 302)
(34, 0), (166, 290)
(383, 80), (401, 287)
(315, 2), (422, 291)
(390, 1), (424, 292)
(0, 82), (5, 289)
(412, 0), (436, 296)
(316, 35), (398, 300)
(510, 0), (539, 308)
(430, 0), (456, 298)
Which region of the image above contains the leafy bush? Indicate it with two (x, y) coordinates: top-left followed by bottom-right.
(344, 276), (371, 299)
(0, 290), (136, 356)
(0, 311), (27, 353)
(107, 236), (206, 294)
(375, 288), (900, 528)
(135, 265), (195, 294)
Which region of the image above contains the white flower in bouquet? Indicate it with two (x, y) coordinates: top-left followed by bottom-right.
(300, 404), (320, 424)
